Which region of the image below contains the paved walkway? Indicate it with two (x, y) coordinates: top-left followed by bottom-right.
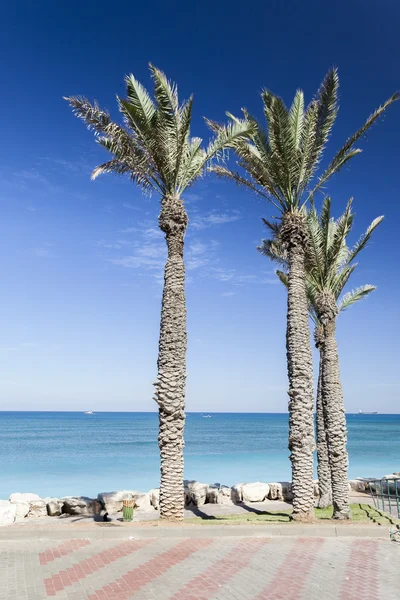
(1, 532), (399, 600)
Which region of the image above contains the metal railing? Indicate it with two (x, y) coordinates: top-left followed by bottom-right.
(369, 477), (400, 520)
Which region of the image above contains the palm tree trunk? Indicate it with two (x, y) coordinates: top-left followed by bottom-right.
(316, 348), (332, 508)
(321, 321), (350, 519)
(282, 213), (315, 521)
(154, 196), (188, 521)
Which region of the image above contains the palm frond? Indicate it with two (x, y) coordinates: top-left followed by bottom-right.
(299, 69), (339, 193)
(289, 90), (305, 151)
(211, 164), (282, 211)
(337, 284), (376, 311)
(64, 96), (112, 135)
(309, 92), (399, 198)
(313, 68), (339, 158)
(258, 238), (287, 266)
(306, 206), (326, 284)
(326, 199), (354, 273)
(91, 159), (132, 180)
(330, 264), (357, 298)
(149, 64), (178, 115)
(276, 269), (289, 287)
(124, 74), (156, 129)
(262, 90), (296, 203)
(347, 215), (384, 264)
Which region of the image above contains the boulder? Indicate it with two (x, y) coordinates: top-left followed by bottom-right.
(268, 483), (283, 501)
(28, 500), (47, 518)
(184, 482), (192, 506)
(10, 493), (40, 504)
(44, 498), (64, 517)
(132, 492), (151, 511)
(349, 479), (368, 493)
(206, 484), (220, 504)
(218, 485), (234, 505)
(14, 502), (30, 521)
(231, 484), (243, 503)
(242, 482), (270, 503)
(280, 482), (293, 502)
(97, 491), (138, 514)
(184, 481), (208, 506)
(0, 500), (16, 526)
(10, 493), (43, 521)
(149, 489), (160, 510)
(62, 497), (102, 516)
(206, 484), (233, 505)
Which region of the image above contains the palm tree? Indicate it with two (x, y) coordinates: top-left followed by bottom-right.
(259, 197), (383, 517)
(65, 65), (251, 521)
(209, 69), (397, 520)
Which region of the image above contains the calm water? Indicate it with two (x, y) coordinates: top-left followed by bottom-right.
(1, 412), (399, 499)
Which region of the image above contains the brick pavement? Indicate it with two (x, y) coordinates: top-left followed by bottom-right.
(0, 535), (399, 600)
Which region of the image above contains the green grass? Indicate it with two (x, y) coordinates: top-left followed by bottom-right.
(184, 503), (400, 526)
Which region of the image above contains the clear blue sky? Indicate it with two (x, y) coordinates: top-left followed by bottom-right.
(1, 0), (399, 412)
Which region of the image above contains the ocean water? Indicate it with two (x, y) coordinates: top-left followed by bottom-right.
(1, 412), (399, 499)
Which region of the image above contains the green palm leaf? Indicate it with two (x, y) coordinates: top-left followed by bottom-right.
(209, 69), (398, 217)
(337, 285), (376, 311)
(65, 64), (253, 200)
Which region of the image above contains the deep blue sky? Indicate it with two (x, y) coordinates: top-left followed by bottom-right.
(1, 0), (399, 412)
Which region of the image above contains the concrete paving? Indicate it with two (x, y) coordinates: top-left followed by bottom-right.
(0, 533), (399, 599)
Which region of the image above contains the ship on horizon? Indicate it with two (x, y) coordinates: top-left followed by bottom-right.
(358, 409), (378, 415)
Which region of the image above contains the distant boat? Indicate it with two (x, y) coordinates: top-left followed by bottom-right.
(202, 414), (212, 418)
(84, 411), (94, 415)
(358, 409), (378, 415)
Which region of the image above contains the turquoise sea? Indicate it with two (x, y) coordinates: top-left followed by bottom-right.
(1, 412), (399, 499)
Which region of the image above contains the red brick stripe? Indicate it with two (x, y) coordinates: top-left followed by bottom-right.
(340, 540), (379, 600)
(88, 538), (213, 600)
(44, 539), (152, 597)
(39, 539), (91, 565)
(172, 537), (269, 600)
(256, 537), (325, 599)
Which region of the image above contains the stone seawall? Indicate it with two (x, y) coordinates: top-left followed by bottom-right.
(0, 475), (398, 526)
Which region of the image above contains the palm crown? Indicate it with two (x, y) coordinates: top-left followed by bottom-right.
(259, 197), (383, 324)
(208, 69), (398, 213)
(65, 64), (251, 199)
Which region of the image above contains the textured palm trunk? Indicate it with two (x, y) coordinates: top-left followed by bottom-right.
(282, 213), (315, 521)
(321, 320), (350, 519)
(154, 196), (188, 521)
(315, 346), (332, 508)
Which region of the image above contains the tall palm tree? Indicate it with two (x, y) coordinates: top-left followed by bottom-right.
(65, 65), (251, 521)
(209, 69), (397, 520)
(259, 197), (383, 517)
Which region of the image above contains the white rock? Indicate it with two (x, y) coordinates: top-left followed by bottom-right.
(132, 492), (151, 510)
(44, 498), (64, 517)
(0, 500), (16, 526)
(206, 484), (233, 505)
(184, 481), (209, 506)
(349, 479), (367, 493)
(10, 493), (41, 504)
(14, 502), (30, 521)
(231, 484), (243, 503)
(149, 489), (160, 510)
(62, 496), (102, 516)
(242, 482), (270, 503)
(268, 483), (283, 501)
(97, 491), (138, 514)
(217, 486), (234, 505)
(28, 500), (47, 518)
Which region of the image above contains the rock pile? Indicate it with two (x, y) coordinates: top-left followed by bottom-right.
(1, 474), (393, 526)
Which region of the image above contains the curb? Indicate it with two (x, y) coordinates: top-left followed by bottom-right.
(0, 523), (390, 541)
